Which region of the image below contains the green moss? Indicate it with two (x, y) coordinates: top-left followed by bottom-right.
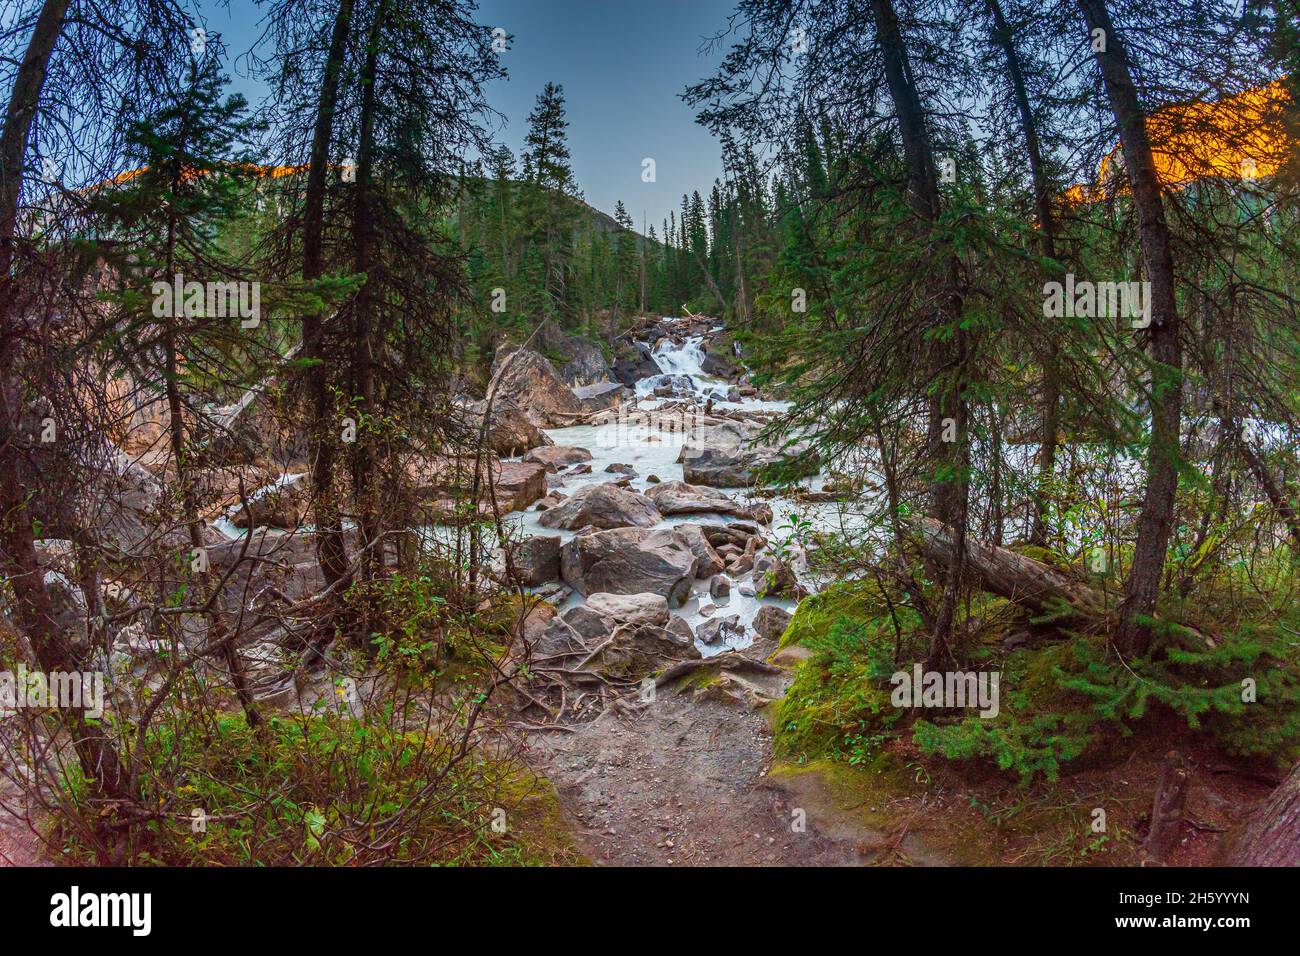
(777, 579), (892, 650)
(772, 581), (911, 762)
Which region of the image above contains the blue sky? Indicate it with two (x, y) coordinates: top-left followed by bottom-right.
(203, 0), (736, 234)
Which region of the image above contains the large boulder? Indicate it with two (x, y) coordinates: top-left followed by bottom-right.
(680, 421), (819, 488)
(463, 399), (549, 457)
(561, 604), (615, 642)
(645, 480), (756, 519)
(573, 381), (631, 413)
(681, 446), (753, 488)
(488, 346), (582, 427)
(673, 524), (725, 578)
(752, 605), (793, 642)
(514, 535), (562, 586)
(560, 527), (699, 605)
(523, 445), (593, 472)
(585, 592), (670, 628)
(536, 482), (662, 531)
(410, 456), (547, 521)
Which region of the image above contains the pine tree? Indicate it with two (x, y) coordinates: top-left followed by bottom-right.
(520, 82), (582, 323)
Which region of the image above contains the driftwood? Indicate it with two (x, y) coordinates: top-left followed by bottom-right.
(1228, 759), (1300, 866)
(1144, 750), (1191, 863)
(916, 517), (1108, 619)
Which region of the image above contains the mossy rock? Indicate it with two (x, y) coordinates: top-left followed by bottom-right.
(776, 579), (889, 650)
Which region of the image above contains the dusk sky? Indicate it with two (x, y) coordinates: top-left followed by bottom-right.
(206, 0), (737, 234)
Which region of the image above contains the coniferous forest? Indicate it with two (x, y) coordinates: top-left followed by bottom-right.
(1, 0), (1300, 908)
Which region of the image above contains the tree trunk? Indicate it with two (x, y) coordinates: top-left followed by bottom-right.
(302, 0), (357, 601)
(1229, 759), (1300, 865)
(984, 0), (1060, 546)
(1078, 0), (1183, 658)
(345, 0), (391, 647)
(869, 0), (970, 670)
(1143, 750), (1190, 863)
(0, 0), (137, 812)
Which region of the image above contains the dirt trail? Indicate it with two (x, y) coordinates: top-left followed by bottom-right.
(528, 639), (879, 866)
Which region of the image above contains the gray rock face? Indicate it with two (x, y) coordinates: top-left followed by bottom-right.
(700, 329), (741, 379)
(551, 331), (611, 385)
(515, 535), (562, 586)
(645, 480), (754, 519)
(523, 445), (593, 472)
(612, 340), (662, 387)
(462, 399), (549, 457)
(488, 346), (582, 427)
(560, 527), (699, 606)
(709, 574), (731, 598)
(573, 381), (631, 413)
(536, 482), (662, 531)
(752, 605), (793, 642)
(584, 591), (670, 627)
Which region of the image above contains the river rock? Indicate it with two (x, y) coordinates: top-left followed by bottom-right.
(412, 458), (547, 521)
(574, 381), (631, 413)
(666, 614), (695, 643)
(680, 421), (819, 488)
(698, 614), (743, 646)
(709, 574), (731, 598)
(673, 523), (725, 577)
(536, 482), (662, 531)
(514, 535), (562, 586)
(585, 592), (670, 627)
(681, 446), (753, 487)
(612, 340), (663, 387)
(558, 604), (611, 642)
(754, 554), (804, 599)
(524, 445), (593, 472)
(587, 622), (699, 680)
(644, 480), (756, 519)
(560, 527), (699, 605)
(488, 346), (582, 427)
(752, 605), (793, 642)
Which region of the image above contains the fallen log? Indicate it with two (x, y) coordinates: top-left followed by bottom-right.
(915, 518), (1214, 646)
(916, 517), (1108, 619)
